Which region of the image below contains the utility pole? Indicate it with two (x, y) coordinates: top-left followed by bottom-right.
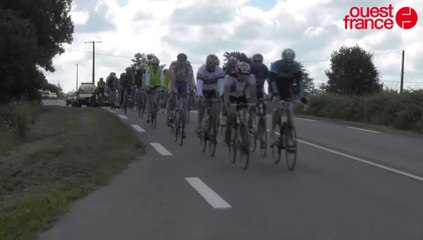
(76, 63), (79, 90)
(85, 41), (102, 85)
(400, 50), (405, 93)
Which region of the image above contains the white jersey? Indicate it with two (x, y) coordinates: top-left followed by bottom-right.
(196, 64), (225, 96)
(224, 74), (256, 97)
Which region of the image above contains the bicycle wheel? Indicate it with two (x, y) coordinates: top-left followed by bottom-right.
(201, 121), (208, 153)
(174, 111), (179, 143)
(285, 122), (297, 171)
(258, 118), (268, 158)
(208, 117), (217, 157)
(230, 127), (237, 163)
(249, 114), (257, 152)
(272, 124), (282, 165)
(179, 110), (185, 146)
(239, 124), (250, 170)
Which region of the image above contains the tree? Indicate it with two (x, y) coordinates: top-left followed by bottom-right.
(0, 0), (74, 72)
(222, 51), (251, 72)
(325, 45), (382, 96)
(0, 8), (43, 103)
(130, 53), (161, 69)
(298, 62), (315, 95)
(0, 0), (74, 103)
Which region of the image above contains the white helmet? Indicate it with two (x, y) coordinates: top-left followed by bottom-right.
(282, 48), (295, 61)
(236, 62), (250, 75)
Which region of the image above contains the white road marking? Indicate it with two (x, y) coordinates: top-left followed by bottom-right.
(296, 117), (316, 122)
(118, 115), (128, 120)
(150, 143), (172, 156)
(347, 126), (381, 134)
(131, 124), (145, 132)
(185, 177), (232, 210)
(298, 139), (423, 182)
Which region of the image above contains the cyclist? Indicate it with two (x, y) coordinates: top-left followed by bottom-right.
(268, 48), (307, 146)
(168, 53), (195, 134)
(133, 68), (144, 109)
(145, 57), (164, 123)
(106, 72), (119, 108)
(223, 61), (257, 144)
(119, 72), (131, 108)
(250, 53), (269, 100)
(196, 54), (225, 135)
(96, 77), (106, 103)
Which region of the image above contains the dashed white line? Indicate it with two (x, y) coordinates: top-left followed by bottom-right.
(298, 139), (423, 182)
(267, 128), (422, 182)
(347, 126), (381, 134)
(131, 124), (145, 132)
(118, 114), (128, 120)
(150, 143), (172, 156)
(185, 177), (232, 210)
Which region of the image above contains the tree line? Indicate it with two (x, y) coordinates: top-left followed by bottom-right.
(0, 0), (74, 103)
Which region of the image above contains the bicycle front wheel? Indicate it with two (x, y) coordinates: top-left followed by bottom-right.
(208, 118), (217, 157)
(258, 119), (267, 158)
(285, 122), (297, 171)
(179, 110), (185, 146)
(271, 125), (282, 165)
(174, 112), (180, 143)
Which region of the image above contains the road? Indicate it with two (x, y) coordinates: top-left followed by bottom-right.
(39, 99), (423, 240)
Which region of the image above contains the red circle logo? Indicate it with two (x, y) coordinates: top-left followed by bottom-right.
(396, 7), (418, 29)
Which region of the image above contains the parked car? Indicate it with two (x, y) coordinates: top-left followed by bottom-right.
(42, 91), (50, 99)
(49, 92), (58, 99)
(73, 83), (96, 107)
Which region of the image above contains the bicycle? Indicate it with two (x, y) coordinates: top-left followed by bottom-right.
(147, 88), (162, 129)
(199, 98), (220, 157)
(135, 87), (146, 118)
(122, 88), (130, 115)
(252, 99), (268, 158)
(174, 93), (188, 146)
(270, 98), (297, 171)
(186, 92), (195, 124)
(227, 102), (256, 170)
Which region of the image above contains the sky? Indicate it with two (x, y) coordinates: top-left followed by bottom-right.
(45, 0), (423, 92)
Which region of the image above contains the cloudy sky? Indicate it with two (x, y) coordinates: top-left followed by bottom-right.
(45, 0), (423, 92)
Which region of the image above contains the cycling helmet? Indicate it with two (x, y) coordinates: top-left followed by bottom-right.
(150, 57), (160, 65)
(236, 61), (251, 75)
(177, 53), (187, 61)
(252, 53), (263, 63)
(282, 48), (295, 61)
(206, 54), (220, 66)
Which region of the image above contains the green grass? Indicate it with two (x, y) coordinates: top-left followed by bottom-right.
(0, 106), (145, 240)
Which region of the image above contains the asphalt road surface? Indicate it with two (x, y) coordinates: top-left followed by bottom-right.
(39, 100), (423, 240)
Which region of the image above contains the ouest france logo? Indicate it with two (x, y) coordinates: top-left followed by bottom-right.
(343, 4), (419, 30)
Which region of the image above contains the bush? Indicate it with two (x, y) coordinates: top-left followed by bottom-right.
(0, 101), (40, 149)
(302, 90), (423, 134)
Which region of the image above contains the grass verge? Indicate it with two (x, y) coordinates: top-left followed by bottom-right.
(0, 106), (144, 240)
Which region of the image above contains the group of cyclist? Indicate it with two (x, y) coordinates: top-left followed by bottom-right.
(96, 48), (308, 151)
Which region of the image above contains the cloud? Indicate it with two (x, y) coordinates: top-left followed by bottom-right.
(46, 0), (423, 93)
